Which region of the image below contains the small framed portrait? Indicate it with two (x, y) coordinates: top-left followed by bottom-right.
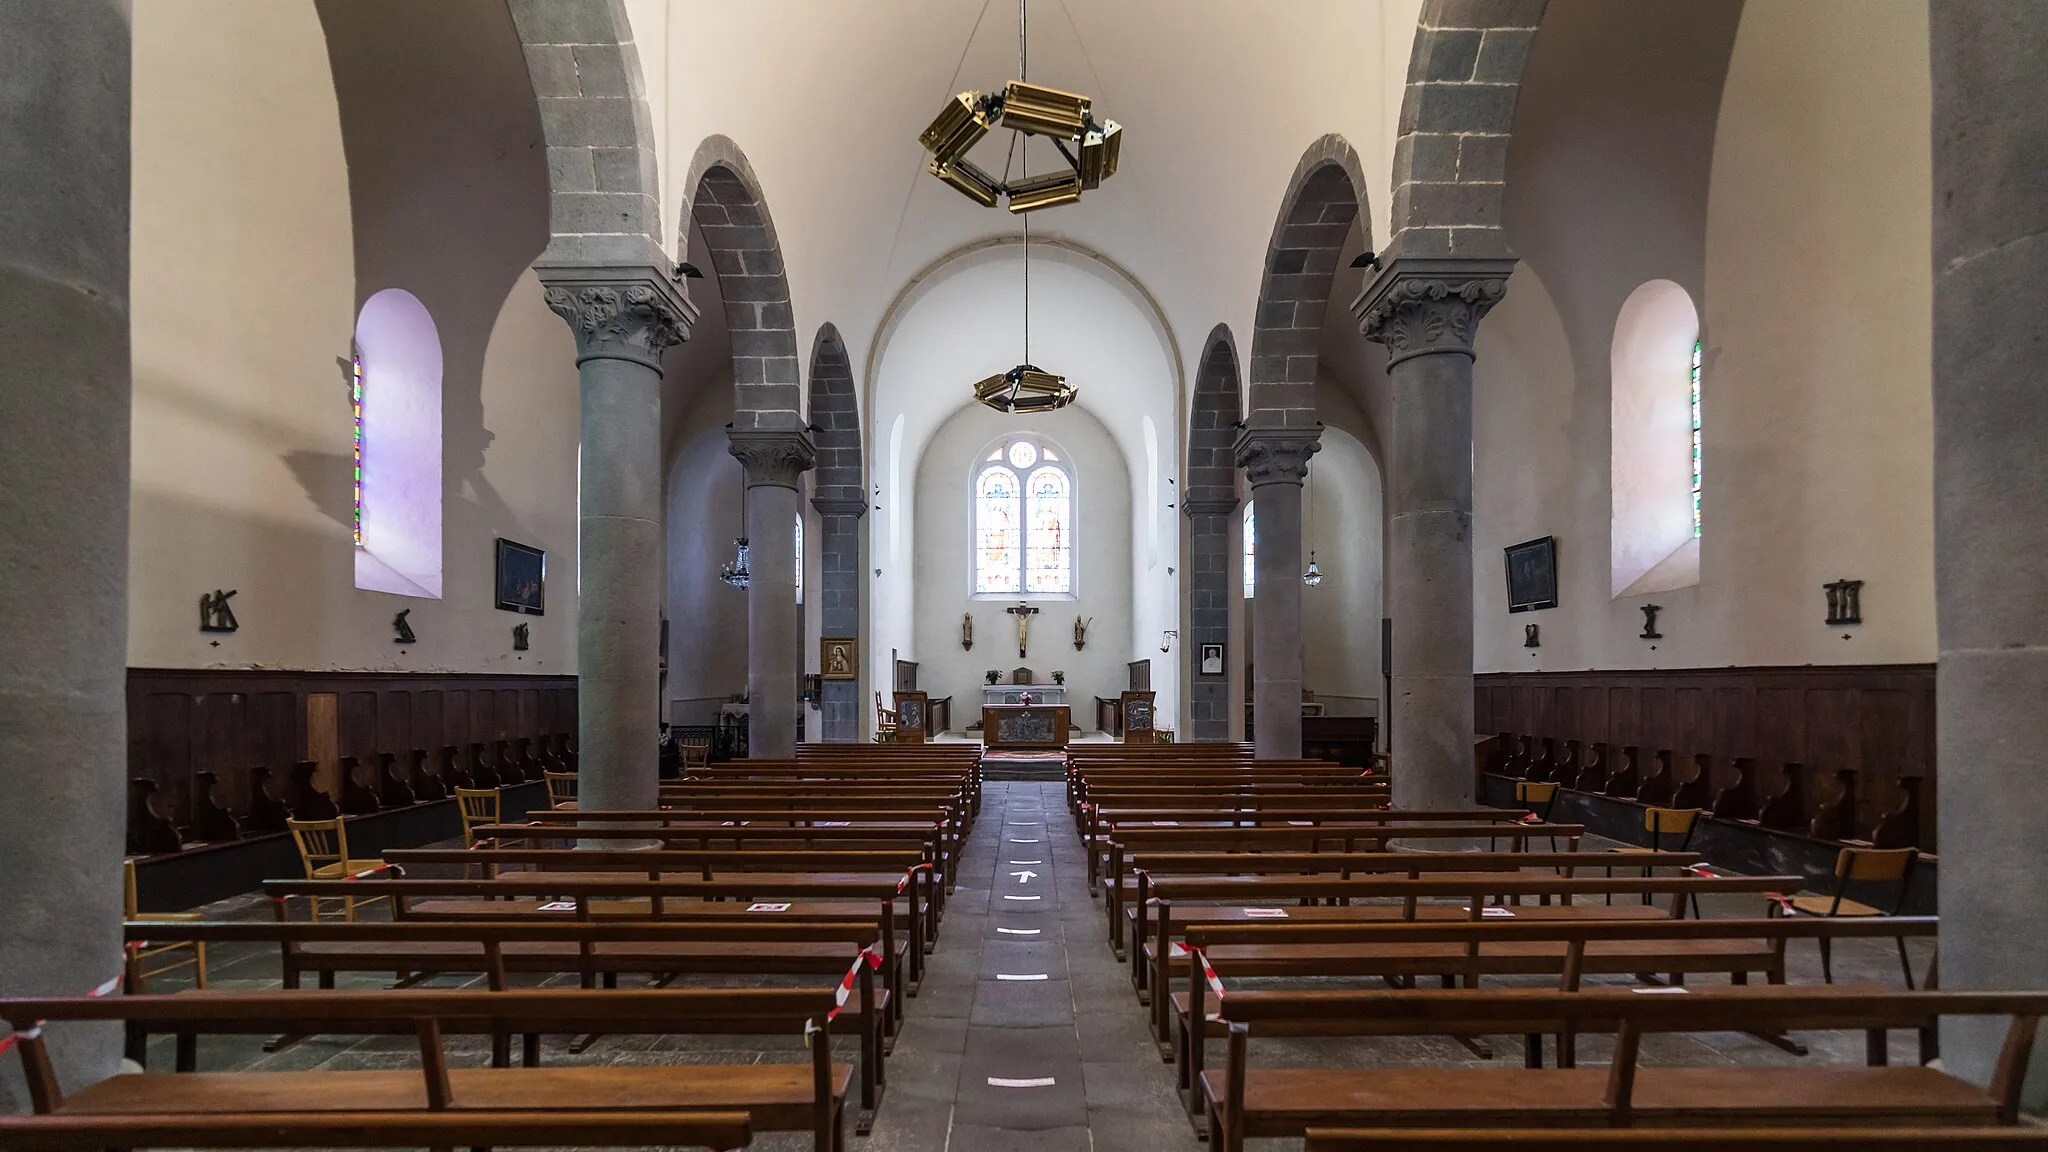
(820, 637), (858, 680)
(1200, 643), (1225, 676)
(494, 538), (546, 616)
(1504, 535), (1559, 614)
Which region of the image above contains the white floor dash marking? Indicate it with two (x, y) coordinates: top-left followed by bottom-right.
(996, 927), (1041, 935)
(1002, 894), (1041, 901)
(996, 973), (1048, 981)
(988, 1076), (1057, 1088)
(1009, 838), (1040, 844)
(1008, 860), (1042, 865)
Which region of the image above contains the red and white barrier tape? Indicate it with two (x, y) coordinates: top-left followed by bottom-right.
(804, 944), (885, 1044)
(1763, 891), (1796, 913)
(0, 973), (121, 1056)
(1193, 947), (1227, 1018)
(346, 863), (394, 880)
(896, 862), (934, 895)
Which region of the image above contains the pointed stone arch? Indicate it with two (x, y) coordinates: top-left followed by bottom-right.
(1185, 326), (1243, 742)
(808, 323), (865, 741)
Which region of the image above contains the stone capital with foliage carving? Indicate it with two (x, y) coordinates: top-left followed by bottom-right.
(728, 428), (817, 489)
(1233, 426), (1322, 488)
(537, 264), (696, 371)
(1351, 256), (1516, 367)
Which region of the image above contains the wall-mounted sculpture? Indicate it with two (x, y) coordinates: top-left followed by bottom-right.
(199, 589), (239, 633)
(393, 609), (417, 645)
(1824, 578), (1863, 626)
(1639, 604), (1663, 640)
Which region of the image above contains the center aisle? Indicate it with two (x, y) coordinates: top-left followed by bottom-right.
(864, 779), (1204, 1151)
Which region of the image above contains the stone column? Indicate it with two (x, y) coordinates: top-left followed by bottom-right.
(1183, 499), (1239, 742)
(813, 497), (866, 741)
(730, 427), (816, 758)
(540, 268), (694, 813)
(0, 0), (130, 1109)
(1930, 0), (2048, 1101)
(1355, 259), (1513, 809)
(1234, 428), (1320, 759)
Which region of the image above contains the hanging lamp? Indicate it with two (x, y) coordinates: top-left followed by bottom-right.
(718, 474), (751, 588)
(919, 0), (1122, 214)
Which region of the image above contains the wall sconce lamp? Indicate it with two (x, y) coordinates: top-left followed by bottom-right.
(1160, 629), (1178, 653)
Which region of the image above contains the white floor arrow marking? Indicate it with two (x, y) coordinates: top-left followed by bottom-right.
(988, 1076), (1056, 1087)
(1009, 869), (1038, 883)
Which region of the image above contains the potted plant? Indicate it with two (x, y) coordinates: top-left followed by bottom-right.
(1051, 670), (1066, 685)
(985, 670), (1001, 685)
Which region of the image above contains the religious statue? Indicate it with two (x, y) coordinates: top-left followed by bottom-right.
(393, 609), (418, 645)
(199, 588), (239, 633)
(1006, 601), (1039, 658)
(512, 623), (530, 651)
(1639, 604), (1663, 640)
(961, 612), (974, 651)
(1073, 615), (1091, 651)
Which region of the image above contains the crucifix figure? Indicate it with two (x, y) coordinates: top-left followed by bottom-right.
(1006, 601), (1039, 658)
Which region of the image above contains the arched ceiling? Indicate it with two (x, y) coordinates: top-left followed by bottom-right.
(623, 0), (1421, 420)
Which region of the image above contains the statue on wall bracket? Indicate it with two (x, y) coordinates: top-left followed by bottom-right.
(1823, 579), (1863, 626)
(199, 589), (239, 633)
(1639, 604), (1663, 640)
(512, 623), (530, 651)
(393, 609), (417, 645)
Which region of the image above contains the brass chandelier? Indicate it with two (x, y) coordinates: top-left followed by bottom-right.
(918, 0), (1122, 214)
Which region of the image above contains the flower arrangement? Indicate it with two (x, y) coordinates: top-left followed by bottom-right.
(1051, 670), (1066, 685)
(985, 670), (1002, 684)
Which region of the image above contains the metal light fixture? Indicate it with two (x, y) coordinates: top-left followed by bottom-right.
(719, 538), (751, 589)
(974, 211), (1076, 413)
(1302, 552), (1324, 587)
(918, 0), (1123, 214)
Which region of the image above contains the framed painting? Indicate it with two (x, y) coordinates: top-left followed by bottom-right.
(1504, 535), (1558, 614)
(820, 637), (858, 680)
(1199, 643), (1224, 676)
(494, 538), (546, 615)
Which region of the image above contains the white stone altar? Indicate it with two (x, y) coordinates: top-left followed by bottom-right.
(982, 684), (1067, 707)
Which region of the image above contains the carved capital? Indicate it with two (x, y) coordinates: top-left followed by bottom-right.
(1351, 256), (1516, 367)
(728, 428), (817, 489)
(536, 263), (697, 371)
(1233, 427), (1321, 487)
(812, 496), (869, 518)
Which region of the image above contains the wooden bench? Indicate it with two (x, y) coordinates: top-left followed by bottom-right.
(121, 918), (896, 1131)
(1302, 1128), (2048, 1151)
(1202, 987), (2048, 1151)
(1141, 873), (1806, 1036)
(1174, 914), (1942, 1105)
(0, 988), (852, 1151)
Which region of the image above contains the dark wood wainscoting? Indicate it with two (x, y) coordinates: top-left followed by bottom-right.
(127, 667), (577, 845)
(1475, 664), (1934, 850)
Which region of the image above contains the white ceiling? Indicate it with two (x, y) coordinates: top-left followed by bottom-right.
(626, 0), (1421, 429)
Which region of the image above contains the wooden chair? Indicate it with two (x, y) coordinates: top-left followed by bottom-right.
(455, 786), (500, 847)
(543, 771), (578, 810)
(874, 693), (899, 742)
(122, 859), (206, 989)
(1510, 780), (1562, 854)
(1781, 844), (1921, 986)
(681, 743), (710, 772)
(284, 818), (388, 922)
(1605, 806), (1702, 907)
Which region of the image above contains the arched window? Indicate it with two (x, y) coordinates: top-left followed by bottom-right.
(1242, 503), (1256, 598)
(974, 436), (1072, 594)
(1610, 280), (1701, 597)
(352, 288), (443, 599)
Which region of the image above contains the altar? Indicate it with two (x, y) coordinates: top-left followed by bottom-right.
(982, 683), (1067, 707)
(982, 704), (1071, 750)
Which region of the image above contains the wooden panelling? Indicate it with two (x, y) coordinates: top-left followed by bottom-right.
(1477, 664), (1935, 849)
(127, 669), (577, 844)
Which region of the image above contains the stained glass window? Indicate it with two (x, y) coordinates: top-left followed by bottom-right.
(351, 351), (365, 546)
(1690, 339), (1702, 538)
(1024, 466), (1071, 593)
(975, 468), (1022, 593)
(974, 437), (1071, 595)
(1243, 504), (1256, 597)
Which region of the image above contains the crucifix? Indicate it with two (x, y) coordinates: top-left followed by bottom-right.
(1006, 601), (1039, 658)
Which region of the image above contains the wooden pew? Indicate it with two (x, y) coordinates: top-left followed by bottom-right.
(1202, 987), (2048, 1151)
(122, 918), (895, 1131)
(1141, 872), (1805, 1038)
(1, 988), (851, 1151)
(1174, 915), (1942, 1105)
(0, 1111), (754, 1150)
(1304, 1129), (2048, 1151)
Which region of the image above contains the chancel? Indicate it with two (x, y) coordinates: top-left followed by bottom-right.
(6, 0), (2048, 1147)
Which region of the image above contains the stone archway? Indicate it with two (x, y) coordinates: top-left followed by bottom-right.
(808, 323), (864, 741)
(1239, 134), (1370, 759)
(1184, 327), (1242, 743)
(679, 137), (812, 756)
(1384, 0), (1546, 259)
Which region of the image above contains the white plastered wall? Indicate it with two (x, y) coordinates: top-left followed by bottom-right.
(1471, 0), (1933, 673)
(128, 0), (581, 673)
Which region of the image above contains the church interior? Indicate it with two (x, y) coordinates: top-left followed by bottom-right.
(3, 0), (2046, 1148)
